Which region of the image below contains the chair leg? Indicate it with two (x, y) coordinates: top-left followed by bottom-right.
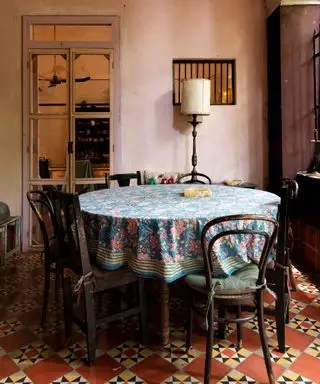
(217, 305), (226, 339)
(55, 262), (61, 302)
(186, 290), (193, 351)
(257, 291), (275, 384)
(84, 286), (96, 366)
(41, 260), (51, 325)
(285, 298), (290, 324)
(236, 305), (243, 349)
(275, 291), (286, 353)
(288, 261), (297, 292)
(62, 275), (73, 341)
(204, 300), (214, 384)
(138, 278), (148, 345)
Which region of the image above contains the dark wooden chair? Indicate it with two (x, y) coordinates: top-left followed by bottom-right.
(184, 214), (278, 384)
(105, 172), (142, 188)
(26, 190), (64, 325)
(56, 191), (147, 365)
(264, 178), (299, 352)
(215, 179), (298, 354)
(177, 172), (212, 184)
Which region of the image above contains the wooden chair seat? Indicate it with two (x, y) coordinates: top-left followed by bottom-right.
(90, 264), (138, 291)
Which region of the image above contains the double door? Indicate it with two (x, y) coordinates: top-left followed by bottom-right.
(28, 48), (113, 246)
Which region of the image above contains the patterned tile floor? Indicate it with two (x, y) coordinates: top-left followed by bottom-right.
(1, 252), (320, 383)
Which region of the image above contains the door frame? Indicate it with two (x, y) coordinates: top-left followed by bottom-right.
(22, 15), (120, 251)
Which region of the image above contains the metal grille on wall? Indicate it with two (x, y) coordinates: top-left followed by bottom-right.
(172, 59), (236, 105)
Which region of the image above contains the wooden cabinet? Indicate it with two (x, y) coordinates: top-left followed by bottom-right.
(267, 5), (320, 193)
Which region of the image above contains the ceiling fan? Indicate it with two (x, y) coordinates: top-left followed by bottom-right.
(39, 73), (91, 88)
(38, 25), (91, 88)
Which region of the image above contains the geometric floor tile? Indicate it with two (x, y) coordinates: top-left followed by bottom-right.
(6, 300), (39, 315)
(109, 369), (146, 383)
(211, 339), (251, 369)
(2, 252), (320, 384)
(169, 327), (185, 340)
(108, 341), (154, 368)
(219, 369), (256, 383)
(29, 322), (63, 337)
(305, 338), (320, 358)
(51, 371), (89, 383)
(157, 340), (201, 369)
(243, 317), (277, 337)
(0, 319), (24, 337)
(310, 296), (320, 308)
(0, 372), (32, 383)
(9, 340), (52, 369)
(297, 282), (319, 295)
(277, 369), (317, 383)
(58, 340), (104, 369)
(289, 298), (308, 313)
(161, 371), (200, 384)
(258, 339), (301, 368)
(288, 314), (320, 337)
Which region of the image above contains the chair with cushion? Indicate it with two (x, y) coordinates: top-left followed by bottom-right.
(177, 172), (212, 184)
(216, 179), (299, 353)
(56, 191), (147, 365)
(184, 214), (278, 384)
(105, 172), (142, 188)
(26, 190), (64, 324)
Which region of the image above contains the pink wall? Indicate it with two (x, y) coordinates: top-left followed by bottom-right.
(0, 0), (267, 215)
(120, 0), (268, 186)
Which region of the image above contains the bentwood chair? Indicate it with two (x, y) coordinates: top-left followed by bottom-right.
(216, 179), (299, 353)
(184, 215), (278, 384)
(26, 190), (64, 324)
(105, 172), (142, 188)
(177, 172), (212, 184)
(56, 191), (147, 365)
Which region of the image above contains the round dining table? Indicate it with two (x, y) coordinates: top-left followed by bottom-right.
(79, 183), (280, 344)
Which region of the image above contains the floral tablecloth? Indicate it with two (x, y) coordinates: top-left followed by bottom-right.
(79, 184), (280, 282)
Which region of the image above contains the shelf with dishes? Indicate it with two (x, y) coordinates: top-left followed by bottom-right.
(75, 117), (110, 164)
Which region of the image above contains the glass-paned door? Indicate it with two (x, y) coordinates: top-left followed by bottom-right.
(71, 49), (112, 193)
(28, 50), (69, 246)
(27, 48), (112, 246)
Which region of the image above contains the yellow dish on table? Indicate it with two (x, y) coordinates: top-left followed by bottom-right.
(223, 180), (242, 186)
(183, 187), (213, 198)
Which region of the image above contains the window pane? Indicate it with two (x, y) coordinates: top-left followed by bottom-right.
(73, 53), (110, 111)
(31, 25), (112, 42)
(30, 118), (68, 180)
(31, 53), (68, 114)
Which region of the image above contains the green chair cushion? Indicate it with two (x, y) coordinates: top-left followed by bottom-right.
(184, 263), (259, 296)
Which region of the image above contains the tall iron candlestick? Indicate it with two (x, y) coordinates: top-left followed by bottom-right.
(190, 114), (201, 180)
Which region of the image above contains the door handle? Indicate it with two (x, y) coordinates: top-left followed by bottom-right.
(67, 141), (74, 154)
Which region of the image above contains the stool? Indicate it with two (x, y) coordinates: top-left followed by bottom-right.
(0, 216), (21, 266)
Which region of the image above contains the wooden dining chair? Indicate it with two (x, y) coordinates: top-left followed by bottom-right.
(177, 172), (212, 184)
(264, 178), (299, 352)
(105, 171), (142, 188)
(56, 191), (147, 365)
(215, 179), (298, 354)
(184, 214), (278, 384)
(26, 190), (64, 324)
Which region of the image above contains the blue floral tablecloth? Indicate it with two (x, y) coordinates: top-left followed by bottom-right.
(79, 184), (280, 282)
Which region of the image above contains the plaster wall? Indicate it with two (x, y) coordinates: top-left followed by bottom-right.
(0, 0), (267, 215)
